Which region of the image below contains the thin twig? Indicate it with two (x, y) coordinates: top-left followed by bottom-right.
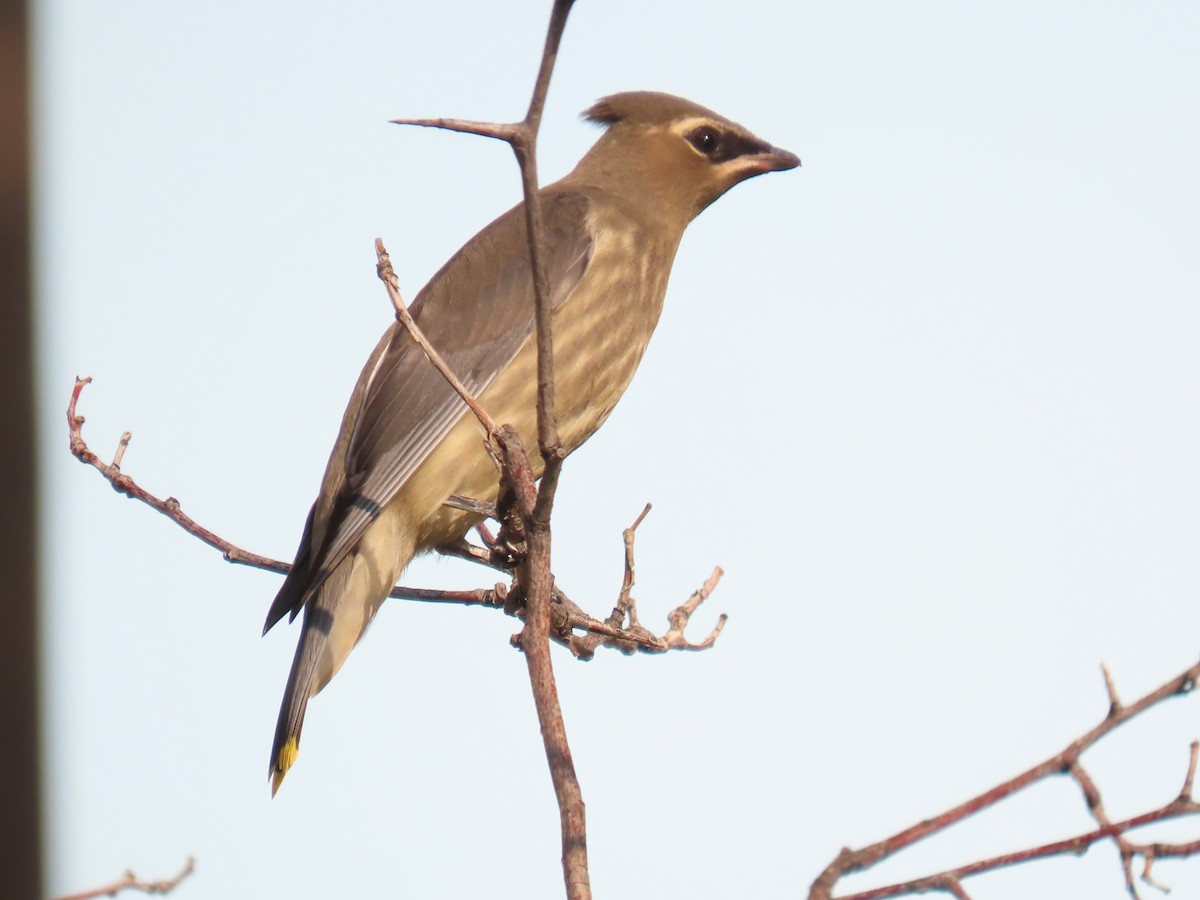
(618, 503), (651, 625)
(661, 567), (727, 651)
(829, 799), (1200, 900)
(386, 118), (521, 144)
(1102, 661), (1123, 715)
(69, 378), (724, 656)
(67, 377), (289, 574)
(1181, 741), (1199, 800)
(810, 660), (1200, 899)
(1070, 760), (1138, 896)
(68, 377), (477, 598)
(566, 507), (727, 659)
(375, 239), (500, 438)
(53, 857), (195, 900)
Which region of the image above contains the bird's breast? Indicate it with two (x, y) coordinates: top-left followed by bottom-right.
(549, 221), (677, 451)
(402, 209), (681, 550)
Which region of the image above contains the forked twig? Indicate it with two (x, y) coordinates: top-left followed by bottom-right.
(810, 662), (1200, 899)
(52, 857), (195, 900)
(391, 2), (586, 895)
(67, 376), (724, 652)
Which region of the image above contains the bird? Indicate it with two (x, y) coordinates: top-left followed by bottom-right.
(263, 91), (799, 794)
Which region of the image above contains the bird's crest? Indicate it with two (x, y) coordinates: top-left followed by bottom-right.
(583, 91), (728, 129)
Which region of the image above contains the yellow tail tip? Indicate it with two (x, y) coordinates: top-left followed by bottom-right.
(270, 737), (299, 797)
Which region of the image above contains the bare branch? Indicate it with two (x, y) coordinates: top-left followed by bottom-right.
(68, 377), (290, 576)
(53, 857), (195, 900)
(564, 506), (727, 660)
(828, 798), (1200, 900)
(385, 118), (521, 143)
(1102, 661), (1123, 715)
(390, 1), (587, 894)
(69, 379), (724, 655)
(375, 239), (500, 438)
(1069, 760), (1139, 896)
(809, 660), (1200, 899)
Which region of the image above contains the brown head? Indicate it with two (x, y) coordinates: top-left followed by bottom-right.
(565, 91), (800, 224)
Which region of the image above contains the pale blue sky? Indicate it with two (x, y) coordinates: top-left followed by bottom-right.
(35, 2), (1200, 898)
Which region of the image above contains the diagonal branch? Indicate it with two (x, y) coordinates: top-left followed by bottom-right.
(67, 377), (289, 575)
(810, 660), (1200, 900)
(67, 376), (725, 656)
(375, 239), (500, 438)
(52, 856), (195, 900)
(832, 797), (1200, 900)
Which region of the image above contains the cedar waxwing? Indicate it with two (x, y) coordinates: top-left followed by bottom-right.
(264, 91), (799, 794)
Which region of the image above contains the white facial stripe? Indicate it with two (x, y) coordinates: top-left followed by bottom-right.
(671, 116), (722, 138)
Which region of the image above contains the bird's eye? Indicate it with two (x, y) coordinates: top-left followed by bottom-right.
(687, 126), (723, 157)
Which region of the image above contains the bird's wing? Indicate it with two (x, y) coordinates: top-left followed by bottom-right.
(264, 190), (593, 632)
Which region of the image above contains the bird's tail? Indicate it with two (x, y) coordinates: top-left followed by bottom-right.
(267, 507), (414, 795)
(268, 604), (330, 796)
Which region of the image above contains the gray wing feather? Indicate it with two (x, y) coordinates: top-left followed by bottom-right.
(264, 190), (593, 631)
